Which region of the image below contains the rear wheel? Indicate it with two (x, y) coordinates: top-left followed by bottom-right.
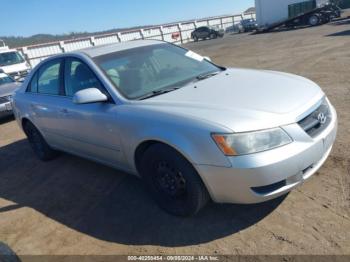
(308, 15), (320, 26)
(140, 144), (210, 216)
(23, 121), (58, 161)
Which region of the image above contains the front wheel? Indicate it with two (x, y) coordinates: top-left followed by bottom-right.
(193, 35), (198, 42)
(308, 15), (320, 26)
(210, 33), (217, 39)
(140, 144), (210, 216)
(23, 121), (58, 161)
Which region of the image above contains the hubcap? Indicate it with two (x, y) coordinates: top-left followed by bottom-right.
(310, 16), (318, 25)
(154, 161), (186, 197)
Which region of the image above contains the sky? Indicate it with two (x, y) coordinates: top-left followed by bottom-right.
(0, 0), (254, 37)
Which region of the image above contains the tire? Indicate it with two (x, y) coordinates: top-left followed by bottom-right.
(23, 121), (58, 161)
(210, 33), (217, 39)
(308, 15), (320, 26)
(140, 144), (210, 217)
(324, 15), (331, 24)
(193, 35), (198, 42)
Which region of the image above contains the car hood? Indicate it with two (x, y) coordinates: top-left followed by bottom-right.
(0, 82), (21, 97)
(136, 68), (324, 132)
(1, 62), (29, 74)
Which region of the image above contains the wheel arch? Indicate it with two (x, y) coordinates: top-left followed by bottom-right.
(133, 138), (217, 205)
(20, 117), (45, 138)
(134, 139), (196, 176)
(21, 117), (31, 129)
(129, 119), (232, 175)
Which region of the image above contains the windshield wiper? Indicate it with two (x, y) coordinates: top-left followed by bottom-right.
(195, 71), (221, 81)
(138, 87), (181, 100)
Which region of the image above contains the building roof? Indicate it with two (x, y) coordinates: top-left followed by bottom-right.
(79, 40), (163, 58)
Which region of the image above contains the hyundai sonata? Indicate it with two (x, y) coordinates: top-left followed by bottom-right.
(12, 40), (337, 216)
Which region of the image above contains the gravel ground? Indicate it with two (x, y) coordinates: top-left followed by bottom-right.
(0, 13), (349, 257)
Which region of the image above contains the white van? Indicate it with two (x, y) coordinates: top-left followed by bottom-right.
(0, 40), (31, 82)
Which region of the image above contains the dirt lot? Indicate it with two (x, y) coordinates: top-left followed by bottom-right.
(0, 14), (350, 256)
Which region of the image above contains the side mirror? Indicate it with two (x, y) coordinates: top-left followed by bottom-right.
(73, 88), (108, 104)
(204, 56), (212, 62)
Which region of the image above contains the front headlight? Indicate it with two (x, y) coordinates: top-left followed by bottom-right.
(212, 128), (293, 156)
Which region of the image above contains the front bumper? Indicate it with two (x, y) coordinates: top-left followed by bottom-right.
(196, 104), (337, 204)
(0, 101), (13, 117)
(9, 70), (30, 82)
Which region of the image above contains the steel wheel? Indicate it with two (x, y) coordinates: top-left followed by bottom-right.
(309, 15), (320, 26)
(154, 161), (187, 198)
(140, 143), (210, 216)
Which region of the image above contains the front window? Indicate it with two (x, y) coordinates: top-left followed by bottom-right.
(94, 43), (222, 99)
(0, 74), (15, 85)
(0, 52), (25, 66)
(64, 58), (104, 96)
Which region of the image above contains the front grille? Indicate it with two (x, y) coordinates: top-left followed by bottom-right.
(298, 99), (331, 138)
(0, 95), (11, 103)
(9, 70), (28, 79)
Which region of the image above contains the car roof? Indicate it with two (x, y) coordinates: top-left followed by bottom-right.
(77, 39), (165, 58)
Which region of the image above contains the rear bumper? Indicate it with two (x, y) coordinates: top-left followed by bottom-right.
(195, 104), (337, 204)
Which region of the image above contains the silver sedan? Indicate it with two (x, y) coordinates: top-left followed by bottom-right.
(0, 72), (19, 117)
(12, 40), (337, 216)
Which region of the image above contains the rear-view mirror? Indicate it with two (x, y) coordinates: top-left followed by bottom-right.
(73, 88), (108, 104)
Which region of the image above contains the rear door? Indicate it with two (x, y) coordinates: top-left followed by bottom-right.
(25, 58), (69, 147)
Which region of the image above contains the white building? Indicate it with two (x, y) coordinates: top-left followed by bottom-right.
(255, 0), (330, 27)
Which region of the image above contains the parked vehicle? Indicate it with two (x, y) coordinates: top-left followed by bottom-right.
(257, 2), (341, 32)
(0, 40), (31, 82)
(0, 71), (20, 117)
(191, 26), (224, 41)
(13, 40), (337, 216)
(240, 18), (258, 32)
(226, 19), (258, 33)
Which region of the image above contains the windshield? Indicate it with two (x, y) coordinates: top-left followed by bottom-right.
(0, 74), (15, 85)
(0, 51), (25, 66)
(94, 43), (222, 99)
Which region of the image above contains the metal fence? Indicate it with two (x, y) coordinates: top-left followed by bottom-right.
(17, 13), (255, 67)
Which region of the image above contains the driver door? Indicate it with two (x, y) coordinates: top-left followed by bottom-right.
(55, 57), (124, 167)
